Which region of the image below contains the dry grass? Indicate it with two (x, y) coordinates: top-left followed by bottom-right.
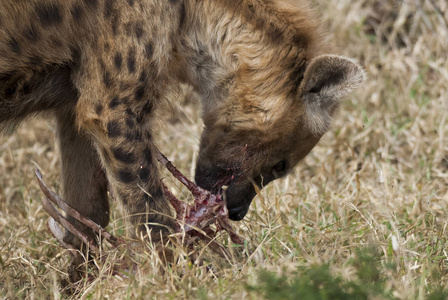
(1, 0), (448, 298)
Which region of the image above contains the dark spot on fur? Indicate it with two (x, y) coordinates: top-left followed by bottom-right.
(126, 108), (136, 117)
(143, 147), (152, 163)
(8, 37), (21, 55)
(179, 3), (186, 29)
(154, 187), (164, 200)
(109, 96), (120, 109)
(139, 167), (150, 181)
(112, 15), (119, 36)
(267, 23), (283, 44)
(28, 55), (43, 67)
(0, 73), (12, 84)
(134, 85), (145, 101)
(23, 25), (40, 42)
(242, 4), (256, 22)
(104, 42), (110, 52)
(0, 71), (16, 85)
(125, 117), (135, 128)
(104, 0), (114, 18)
(103, 70), (112, 88)
(107, 120), (121, 138)
(127, 0), (135, 7)
(124, 22), (132, 36)
(138, 71), (147, 83)
(21, 83), (32, 95)
(127, 50), (136, 73)
(84, 0), (98, 9)
(114, 53), (122, 70)
(117, 169), (136, 183)
(292, 33), (310, 47)
(5, 85), (17, 97)
(169, 0), (179, 3)
(36, 4), (63, 27)
(125, 108), (136, 117)
(134, 22), (144, 40)
(142, 101), (153, 113)
(248, 4), (255, 13)
(95, 104), (103, 115)
(144, 42), (153, 59)
(136, 113), (144, 124)
(71, 4), (84, 22)
(70, 46), (81, 62)
(112, 147), (136, 164)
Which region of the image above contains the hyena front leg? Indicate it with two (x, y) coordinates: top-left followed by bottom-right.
(55, 110), (109, 249)
(76, 97), (175, 243)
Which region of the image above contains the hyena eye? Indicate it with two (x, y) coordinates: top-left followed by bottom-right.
(272, 160), (287, 175)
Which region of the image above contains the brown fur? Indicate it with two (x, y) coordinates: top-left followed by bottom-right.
(0, 0), (365, 244)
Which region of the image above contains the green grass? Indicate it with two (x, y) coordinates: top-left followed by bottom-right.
(1, 0), (448, 299)
(247, 248), (448, 300)
(247, 248), (394, 300)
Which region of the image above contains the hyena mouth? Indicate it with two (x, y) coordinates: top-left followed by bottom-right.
(211, 174), (234, 196)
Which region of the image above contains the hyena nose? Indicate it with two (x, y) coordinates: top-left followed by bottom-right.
(224, 179), (258, 221)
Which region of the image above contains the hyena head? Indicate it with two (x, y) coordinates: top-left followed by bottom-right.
(195, 54), (365, 220)
(180, 1), (366, 220)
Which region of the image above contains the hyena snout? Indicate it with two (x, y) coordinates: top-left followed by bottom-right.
(222, 181), (257, 221)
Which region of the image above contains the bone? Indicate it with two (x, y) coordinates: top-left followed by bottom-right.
(36, 147), (244, 277)
(36, 169), (120, 247)
(154, 146), (244, 245)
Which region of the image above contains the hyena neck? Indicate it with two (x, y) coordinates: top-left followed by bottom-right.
(174, 1), (239, 113)
(176, 0), (333, 124)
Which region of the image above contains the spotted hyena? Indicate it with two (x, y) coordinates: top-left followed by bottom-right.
(0, 0), (365, 247)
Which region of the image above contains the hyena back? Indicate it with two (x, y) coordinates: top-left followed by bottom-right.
(0, 0), (365, 246)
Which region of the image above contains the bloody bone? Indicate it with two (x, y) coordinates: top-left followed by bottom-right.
(37, 147), (243, 265)
(36, 169), (120, 249)
(155, 148), (243, 246)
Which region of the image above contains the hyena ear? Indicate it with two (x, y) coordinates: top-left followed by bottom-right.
(299, 55), (366, 135)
